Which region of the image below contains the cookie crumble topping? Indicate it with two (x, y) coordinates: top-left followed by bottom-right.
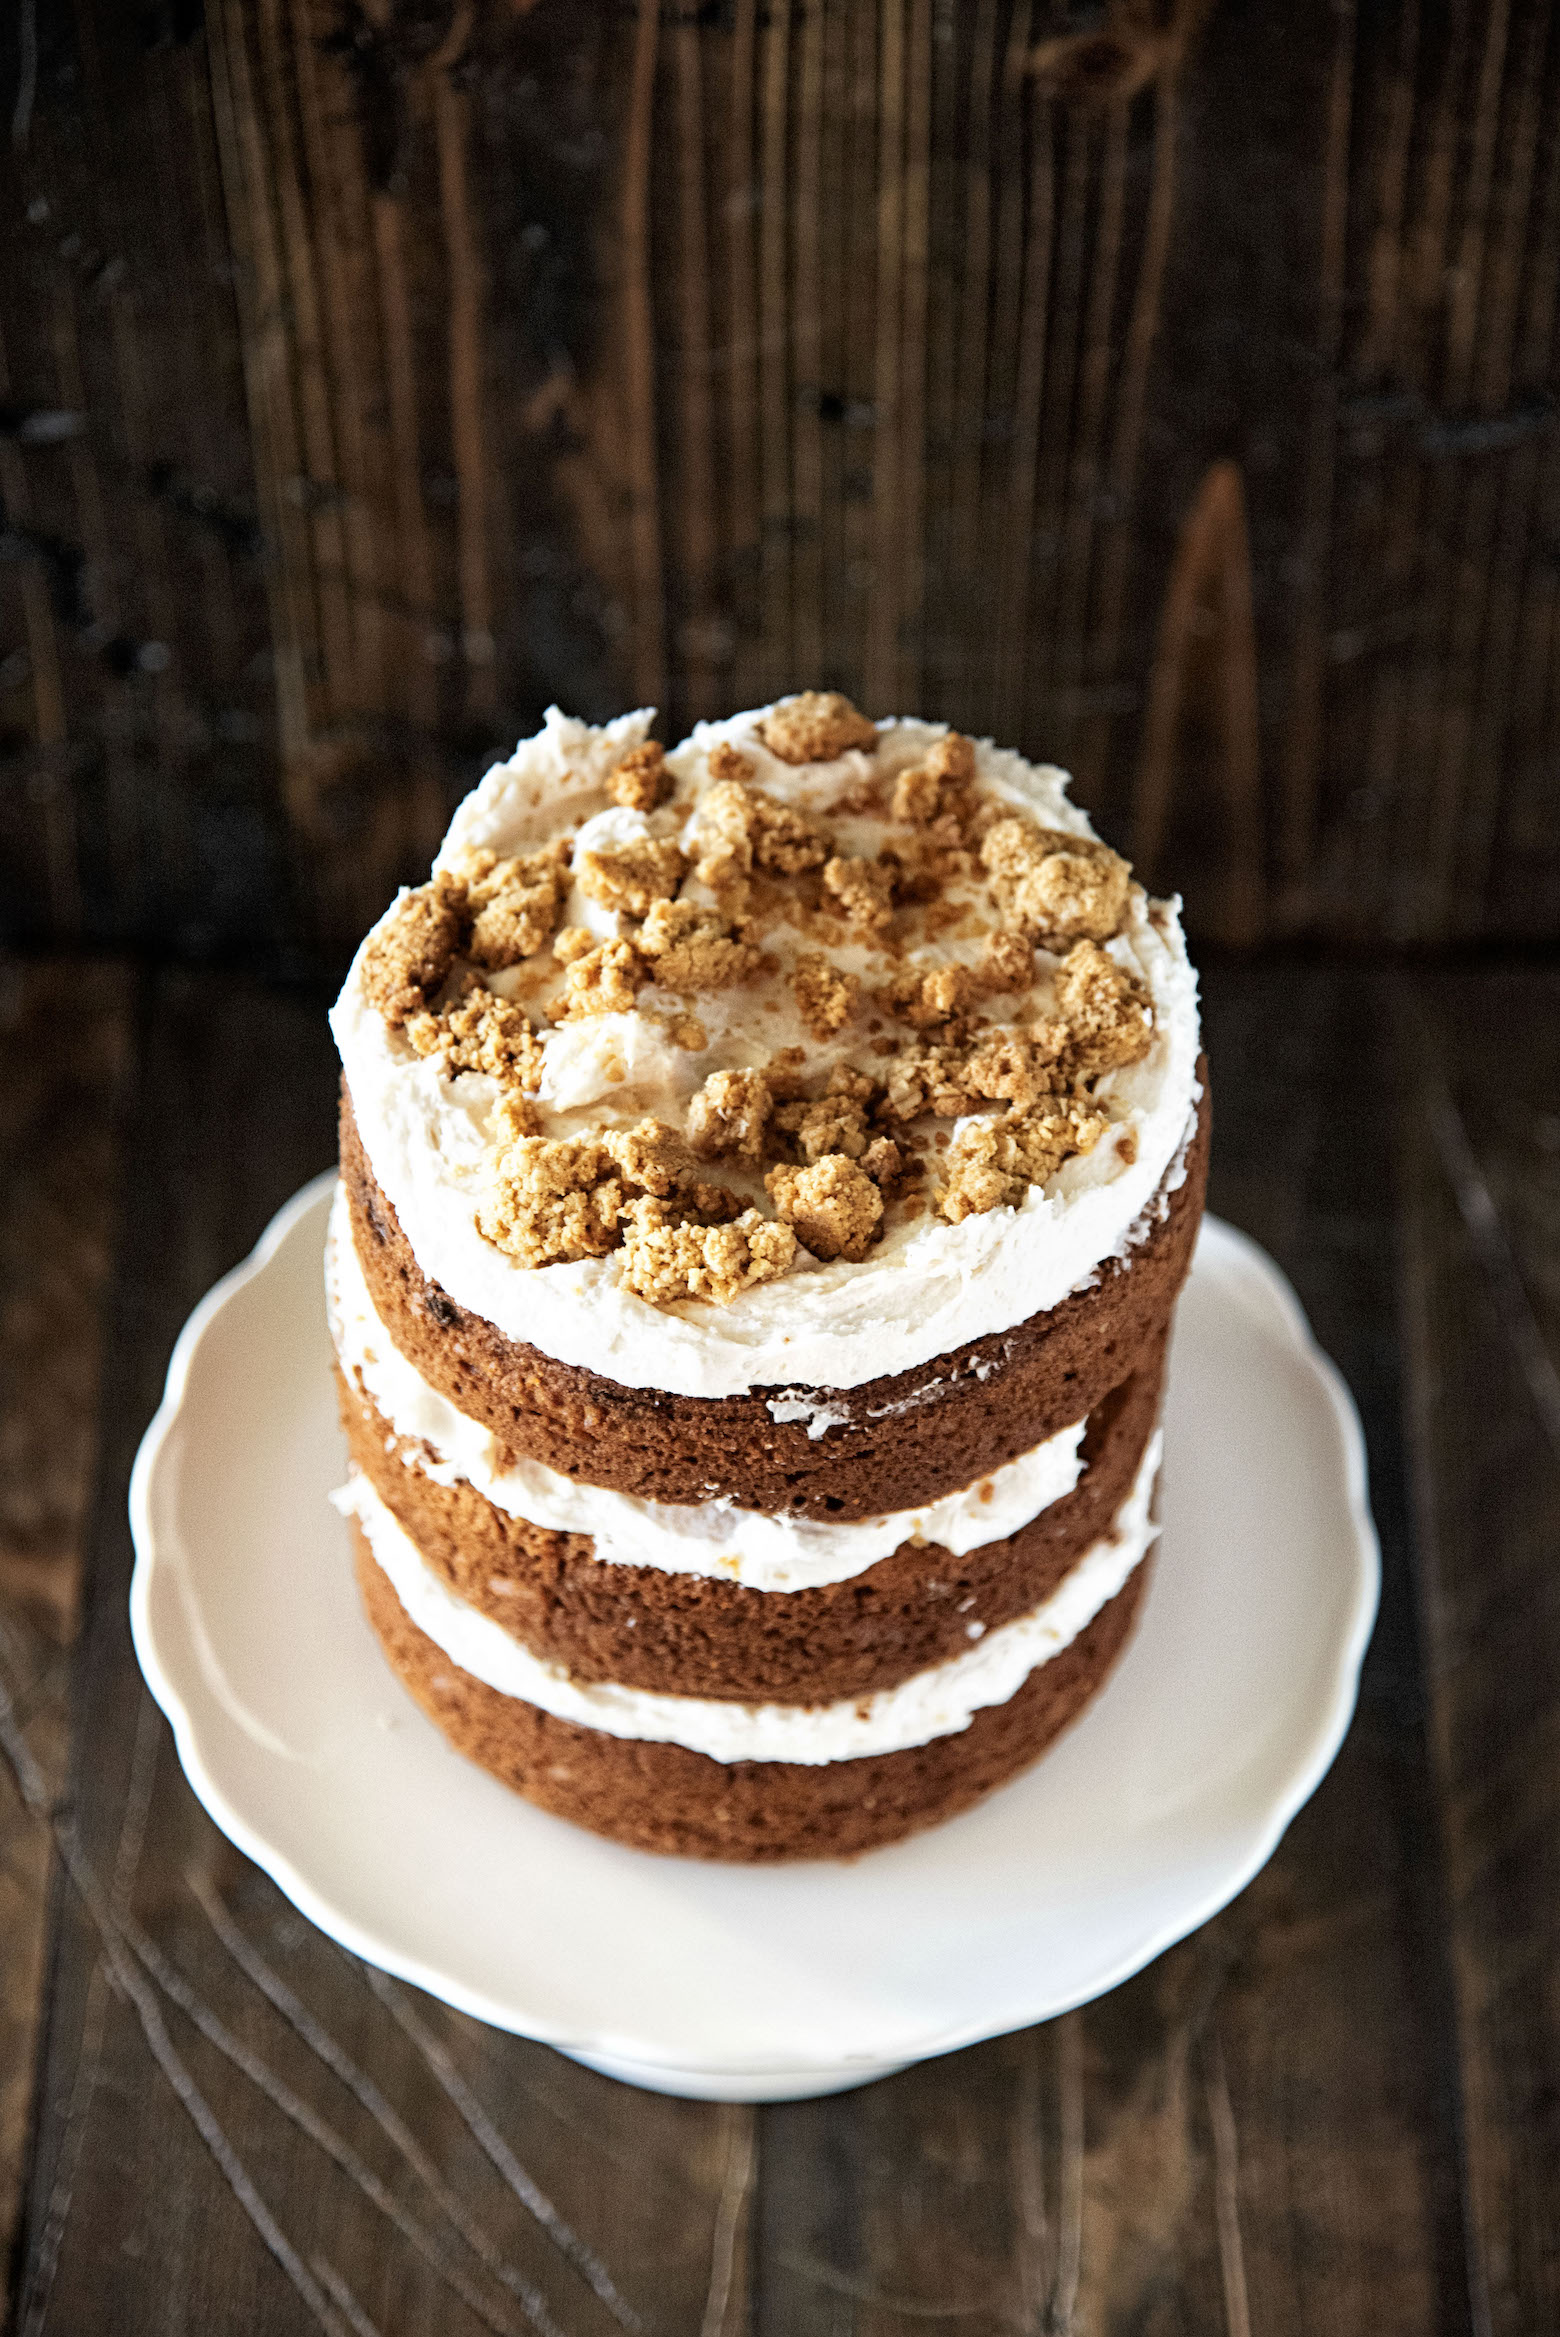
(356, 696), (1165, 1306)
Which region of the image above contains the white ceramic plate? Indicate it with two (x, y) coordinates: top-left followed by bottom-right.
(129, 1177), (1378, 2101)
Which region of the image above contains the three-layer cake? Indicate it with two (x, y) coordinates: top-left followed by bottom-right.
(329, 694), (1206, 1860)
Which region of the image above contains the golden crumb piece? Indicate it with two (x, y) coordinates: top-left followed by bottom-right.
(1054, 940), (1153, 1077)
(822, 854), (895, 936)
(599, 1116), (694, 1199)
(690, 778), (829, 887)
(638, 898), (760, 992)
(892, 730), (976, 824)
(775, 1093), (870, 1163)
(456, 842), (571, 969)
(619, 1198), (798, 1307)
(606, 741), (671, 812)
(979, 819), (1131, 946)
(880, 961), (974, 1029)
(477, 1133), (625, 1268)
(980, 929), (1035, 994)
(860, 1135), (904, 1191)
(792, 952), (859, 1042)
(553, 936), (647, 1019)
(359, 877), (466, 1026)
(766, 1153), (883, 1263)
(706, 741), (755, 784)
(880, 1043), (969, 1121)
(823, 1061), (876, 1105)
(691, 1181), (746, 1222)
(493, 1091), (544, 1143)
(406, 983), (548, 1090)
(961, 1023), (1067, 1111)
(757, 691), (878, 765)
(687, 1068), (773, 1164)
(576, 837), (687, 919)
(937, 1100), (1110, 1223)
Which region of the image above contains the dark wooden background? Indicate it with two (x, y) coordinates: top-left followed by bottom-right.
(3, 0), (1560, 968)
(3, 1), (1560, 2330)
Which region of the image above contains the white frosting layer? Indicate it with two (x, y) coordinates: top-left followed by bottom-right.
(327, 1183), (1087, 1593)
(331, 705), (1201, 1399)
(337, 1433), (1160, 1767)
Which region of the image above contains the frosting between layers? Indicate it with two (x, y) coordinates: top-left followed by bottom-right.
(331, 706), (1202, 1399)
(327, 1182), (1087, 1591)
(337, 1433), (1161, 1766)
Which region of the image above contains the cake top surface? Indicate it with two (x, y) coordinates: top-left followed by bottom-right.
(332, 696), (1201, 1398)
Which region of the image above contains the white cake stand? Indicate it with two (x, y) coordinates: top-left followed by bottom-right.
(129, 1176), (1377, 2102)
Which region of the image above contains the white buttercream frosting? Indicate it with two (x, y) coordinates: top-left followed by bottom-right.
(330, 704), (1201, 1399)
(338, 1432), (1160, 1766)
(327, 1183), (1087, 1593)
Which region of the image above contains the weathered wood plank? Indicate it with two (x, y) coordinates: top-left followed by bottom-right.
(0, 954), (135, 2287)
(6, 2), (1560, 961)
(1398, 970), (1560, 2337)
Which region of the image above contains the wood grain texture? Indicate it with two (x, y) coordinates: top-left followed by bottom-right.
(4, 2), (1559, 964)
(0, 956), (134, 2295)
(1398, 972), (1560, 2337)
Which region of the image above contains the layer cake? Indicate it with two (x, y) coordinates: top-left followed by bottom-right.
(329, 694), (1206, 1860)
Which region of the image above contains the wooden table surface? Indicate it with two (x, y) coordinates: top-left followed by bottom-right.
(1, 950), (1556, 2336)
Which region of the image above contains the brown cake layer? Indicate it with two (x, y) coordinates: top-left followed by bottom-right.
(337, 1329), (1163, 1703)
(339, 1066), (1207, 1521)
(353, 1525), (1151, 1862)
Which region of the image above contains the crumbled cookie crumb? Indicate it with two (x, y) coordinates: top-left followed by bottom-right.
(459, 842), (571, 969)
(406, 982), (547, 1089)
(691, 778), (829, 887)
(577, 837), (688, 919)
(1053, 940), (1153, 1076)
(606, 741), (670, 812)
(961, 1024), (1066, 1111)
(492, 1091), (544, 1143)
(792, 952), (859, 1041)
(775, 1092), (871, 1163)
(706, 741), (755, 784)
(980, 929), (1035, 994)
(892, 730), (977, 824)
(600, 1117), (693, 1199)
(937, 1099), (1110, 1223)
(880, 961), (973, 1028)
(638, 898), (759, 992)
(553, 935), (647, 1018)
(766, 1152), (884, 1262)
(860, 1135), (904, 1191)
(822, 854), (895, 935)
(619, 1198), (797, 1307)
(687, 1068), (774, 1163)
(881, 1042), (972, 1121)
(360, 877), (466, 1025)
(979, 819), (1131, 946)
(478, 1133), (626, 1268)
(757, 691), (877, 765)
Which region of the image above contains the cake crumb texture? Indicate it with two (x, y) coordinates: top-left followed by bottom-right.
(336, 1332), (1163, 1703)
(353, 1527), (1152, 1861)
